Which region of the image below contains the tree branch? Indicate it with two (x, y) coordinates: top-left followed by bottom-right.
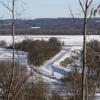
(79, 0), (85, 14)
(0, 0), (12, 12)
(87, 0), (93, 8)
(93, 4), (100, 16)
(68, 7), (75, 23)
(12, 72), (33, 99)
(89, 8), (93, 18)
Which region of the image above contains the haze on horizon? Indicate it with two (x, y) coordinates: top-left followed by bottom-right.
(0, 0), (100, 19)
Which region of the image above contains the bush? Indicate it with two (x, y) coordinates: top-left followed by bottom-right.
(61, 73), (96, 100)
(51, 92), (64, 100)
(60, 57), (73, 67)
(0, 61), (27, 99)
(0, 40), (7, 47)
(79, 40), (100, 81)
(13, 38), (62, 67)
(18, 82), (49, 100)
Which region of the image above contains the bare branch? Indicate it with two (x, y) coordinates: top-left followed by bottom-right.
(0, 0), (12, 12)
(87, 0), (93, 8)
(68, 7), (75, 22)
(97, 4), (100, 10)
(96, 4), (100, 15)
(93, 4), (100, 16)
(89, 8), (93, 18)
(79, 0), (85, 14)
(12, 72), (33, 99)
(87, 8), (93, 22)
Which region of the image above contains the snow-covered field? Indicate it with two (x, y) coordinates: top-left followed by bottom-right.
(0, 48), (28, 65)
(38, 45), (81, 82)
(0, 35), (99, 81)
(0, 35), (100, 46)
(0, 35), (100, 99)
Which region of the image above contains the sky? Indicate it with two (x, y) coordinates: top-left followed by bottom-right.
(0, 0), (100, 19)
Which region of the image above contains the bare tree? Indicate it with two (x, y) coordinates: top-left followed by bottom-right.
(0, 0), (16, 99)
(0, 1), (33, 100)
(79, 0), (93, 100)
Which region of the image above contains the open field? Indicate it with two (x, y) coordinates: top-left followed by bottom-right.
(0, 35), (100, 46)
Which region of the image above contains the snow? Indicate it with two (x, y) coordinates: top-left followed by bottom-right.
(0, 35), (99, 82)
(95, 93), (100, 100)
(0, 48), (28, 65)
(0, 35), (100, 99)
(0, 35), (100, 46)
(12, 35), (97, 83)
(37, 45), (81, 82)
(96, 93), (100, 96)
(31, 27), (40, 29)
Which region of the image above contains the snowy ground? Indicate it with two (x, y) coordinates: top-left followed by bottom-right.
(0, 35), (100, 99)
(34, 45), (100, 99)
(95, 93), (100, 100)
(0, 48), (28, 65)
(28, 45), (81, 94)
(36, 45), (81, 83)
(0, 35), (100, 46)
(0, 35), (99, 82)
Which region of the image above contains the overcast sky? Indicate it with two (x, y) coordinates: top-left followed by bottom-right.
(0, 0), (100, 19)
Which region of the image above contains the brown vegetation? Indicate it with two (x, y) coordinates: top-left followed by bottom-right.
(11, 37), (62, 66)
(0, 61), (27, 100)
(60, 57), (73, 67)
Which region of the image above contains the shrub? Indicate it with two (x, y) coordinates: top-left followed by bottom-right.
(13, 38), (62, 67)
(0, 40), (7, 47)
(51, 92), (64, 100)
(60, 57), (73, 67)
(19, 82), (49, 100)
(0, 61), (27, 99)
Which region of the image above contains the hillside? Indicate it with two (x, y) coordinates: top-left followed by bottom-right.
(0, 18), (100, 35)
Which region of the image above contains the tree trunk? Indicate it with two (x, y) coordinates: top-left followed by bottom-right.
(82, 1), (88, 100)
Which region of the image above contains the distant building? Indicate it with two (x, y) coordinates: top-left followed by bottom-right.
(0, 48), (28, 65)
(30, 26), (40, 29)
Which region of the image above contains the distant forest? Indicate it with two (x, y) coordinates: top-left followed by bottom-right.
(0, 18), (100, 35)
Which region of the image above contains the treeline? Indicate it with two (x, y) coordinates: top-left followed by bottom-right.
(0, 28), (100, 35)
(0, 28), (82, 35)
(0, 18), (100, 35)
(11, 37), (62, 66)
